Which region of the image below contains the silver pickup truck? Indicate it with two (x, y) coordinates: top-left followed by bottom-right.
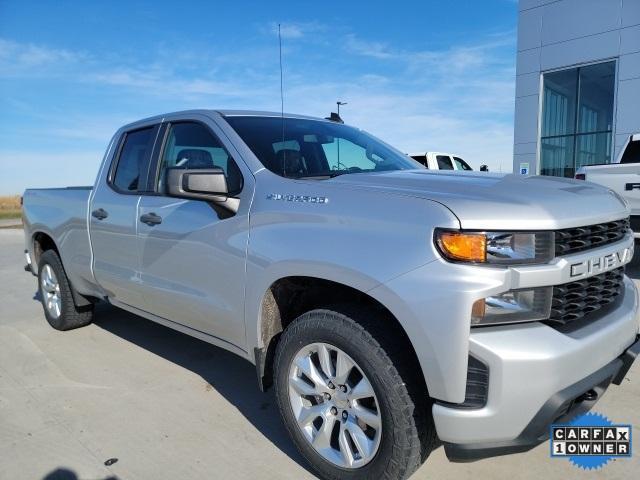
(23, 110), (640, 480)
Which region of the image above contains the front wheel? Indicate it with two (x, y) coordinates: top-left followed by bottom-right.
(274, 308), (436, 480)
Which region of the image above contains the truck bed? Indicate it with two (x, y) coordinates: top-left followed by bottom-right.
(22, 186), (96, 296)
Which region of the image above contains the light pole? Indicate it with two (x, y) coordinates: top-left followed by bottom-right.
(337, 101), (347, 117)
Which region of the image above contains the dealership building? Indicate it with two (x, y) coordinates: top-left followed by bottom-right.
(513, 0), (640, 177)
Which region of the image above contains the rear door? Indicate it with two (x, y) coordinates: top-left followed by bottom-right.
(90, 124), (160, 306)
(136, 116), (253, 348)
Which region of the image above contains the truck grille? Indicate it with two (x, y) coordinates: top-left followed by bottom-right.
(547, 268), (625, 327)
(555, 218), (630, 257)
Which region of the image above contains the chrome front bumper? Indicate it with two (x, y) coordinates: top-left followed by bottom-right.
(433, 277), (639, 461)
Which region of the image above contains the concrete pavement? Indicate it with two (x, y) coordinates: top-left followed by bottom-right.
(0, 228), (638, 480)
(0, 218), (22, 228)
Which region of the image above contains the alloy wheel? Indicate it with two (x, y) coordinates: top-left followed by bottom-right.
(288, 342), (382, 468)
(41, 264), (62, 319)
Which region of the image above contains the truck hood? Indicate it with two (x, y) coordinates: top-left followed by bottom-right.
(331, 170), (629, 230)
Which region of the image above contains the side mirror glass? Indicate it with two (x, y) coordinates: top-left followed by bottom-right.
(166, 167), (229, 202)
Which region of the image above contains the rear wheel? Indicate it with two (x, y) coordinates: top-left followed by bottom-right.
(274, 308), (436, 480)
(38, 250), (94, 330)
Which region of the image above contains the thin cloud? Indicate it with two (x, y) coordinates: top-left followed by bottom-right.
(267, 21), (325, 39)
(344, 32), (515, 74)
(0, 38), (86, 73)
(344, 34), (395, 59)
(0, 27), (517, 194)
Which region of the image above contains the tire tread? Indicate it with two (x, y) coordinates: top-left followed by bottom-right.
(38, 250), (93, 331)
(274, 306), (437, 480)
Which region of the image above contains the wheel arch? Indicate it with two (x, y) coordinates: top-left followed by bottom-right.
(31, 230), (95, 308)
(255, 276), (426, 396)
(32, 230), (60, 266)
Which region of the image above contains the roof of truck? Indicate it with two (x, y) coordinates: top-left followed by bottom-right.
(218, 110), (326, 121)
(120, 109), (332, 131)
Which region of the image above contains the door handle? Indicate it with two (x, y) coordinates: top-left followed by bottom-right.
(91, 208), (109, 220)
(140, 212), (162, 226)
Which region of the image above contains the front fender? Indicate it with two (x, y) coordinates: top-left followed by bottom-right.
(244, 173), (460, 360)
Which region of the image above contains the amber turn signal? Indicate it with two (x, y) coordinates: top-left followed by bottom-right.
(471, 298), (486, 324)
(436, 231), (486, 263)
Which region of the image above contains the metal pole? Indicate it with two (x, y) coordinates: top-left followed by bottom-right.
(336, 102), (347, 170)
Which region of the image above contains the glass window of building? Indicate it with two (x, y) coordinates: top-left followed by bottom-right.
(540, 61), (615, 177)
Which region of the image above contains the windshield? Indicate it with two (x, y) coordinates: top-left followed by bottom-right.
(620, 139), (640, 164)
(225, 116), (421, 178)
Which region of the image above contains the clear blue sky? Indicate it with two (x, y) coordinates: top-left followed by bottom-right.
(0, 0), (517, 194)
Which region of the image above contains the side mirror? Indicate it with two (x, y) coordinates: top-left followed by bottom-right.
(166, 167), (228, 202)
(480, 164), (489, 172)
(167, 167), (240, 214)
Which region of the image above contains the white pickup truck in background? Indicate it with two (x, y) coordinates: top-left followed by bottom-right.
(576, 134), (640, 236)
(409, 152), (474, 171)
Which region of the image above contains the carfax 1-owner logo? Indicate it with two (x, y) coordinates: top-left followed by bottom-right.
(551, 412), (632, 470)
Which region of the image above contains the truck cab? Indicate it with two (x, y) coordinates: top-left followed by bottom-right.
(409, 151), (473, 171)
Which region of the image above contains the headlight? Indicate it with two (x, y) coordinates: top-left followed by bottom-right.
(471, 287), (553, 326)
(435, 229), (554, 265)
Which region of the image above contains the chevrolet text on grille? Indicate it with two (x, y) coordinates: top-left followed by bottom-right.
(569, 246), (634, 278)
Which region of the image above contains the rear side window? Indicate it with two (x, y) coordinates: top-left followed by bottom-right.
(112, 127), (156, 192)
(436, 155), (454, 170)
(620, 140), (640, 164)
(411, 155), (428, 168)
(453, 156), (472, 171)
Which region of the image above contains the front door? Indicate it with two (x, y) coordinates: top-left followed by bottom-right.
(90, 125), (159, 306)
(137, 119), (251, 349)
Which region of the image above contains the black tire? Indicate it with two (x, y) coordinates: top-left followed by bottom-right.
(274, 307), (437, 480)
(37, 249), (94, 331)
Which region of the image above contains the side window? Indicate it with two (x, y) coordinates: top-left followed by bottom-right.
(158, 122), (243, 194)
(436, 155), (454, 170)
(410, 155), (428, 168)
(453, 156), (472, 171)
(620, 140), (640, 164)
(112, 127), (156, 192)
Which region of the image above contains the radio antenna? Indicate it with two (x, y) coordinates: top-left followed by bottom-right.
(278, 23), (287, 176)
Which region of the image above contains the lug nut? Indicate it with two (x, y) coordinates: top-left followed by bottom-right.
(328, 382), (335, 389)
(323, 392), (331, 400)
(342, 411), (348, 420)
(330, 407), (338, 415)
(340, 385), (347, 393)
